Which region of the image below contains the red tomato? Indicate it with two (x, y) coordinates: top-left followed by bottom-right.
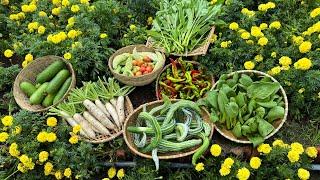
(146, 66), (152, 72)
(140, 66), (146, 72)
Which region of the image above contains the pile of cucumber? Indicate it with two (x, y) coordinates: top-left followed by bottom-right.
(20, 60), (72, 107)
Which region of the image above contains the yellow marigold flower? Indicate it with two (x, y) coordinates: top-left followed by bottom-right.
(21, 5), (29, 12)
(291, 142), (304, 154)
(19, 154), (29, 164)
(210, 144), (222, 157)
(22, 60), (29, 68)
(237, 167), (250, 180)
(38, 26), (46, 34)
(210, 34), (218, 43)
(288, 150), (300, 163)
(246, 40), (254, 45)
(195, 162), (204, 172)
(39, 151), (49, 163)
(0, 132), (9, 142)
(298, 88), (305, 94)
(292, 36), (304, 45)
(298, 168), (310, 180)
(220, 41), (231, 48)
(250, 157), (261, 169)
(37, 131), (47, 142)
(61, 0), (70, 6)
(72, 42), (82, 49)
(258, 37), (268, 46)
(257, 143), (272, 154)
(55, 170), (63, 180)
(258, 4), (268, 12)
(52, 7), (61, 15)
(271, 52), (277, 58)
(39, 11), (47, 17)
(28, 22), (39, 30)
(279, 56), (292, 66)
(269, 21), (281, 29)
(306, 147), (318, 158)
(259, 23), (268, 30)
(4, 49), (14, 58)
(244, 61), (255, 70)
(108, 167), (117, 178)
(254, 55), (263, 62)
(68, 17), (75, 25)
(272, 139), (285, 147)
(117, 168), (125, 179)
(17, 12), (25, 19)
(147, 16), (153, 25)
(129, 24), (137, 31)
(24, 53), (33, 62)
(9, 143), (20, 157)
(310, 7), (320, 18)
(44, 162), (53, 175)
(64, 168), (72, 178)
(71, 5), (80, 13)
(52, 0), (61, 5)
(241, 8), (255, 17)
(47, 132), (57, 142)
(270, 66), (281, 75)
(294, 58), (312, 70)
(229, 22), (239, 30)
(9, 14), (19, 21)
(1, 0), (9, 5)
(240, 32), (250, 40)
(69, 135), (79, 144)
(223, 157), (234, 168)
(13, 125), (22, 134)
(100, 33), (108, 39)
(80, 0), (89, 5)
(299, 41), (312, 53)
(266, 2), (276, 8)
(251, 26), (264, 37)
(102, 178), (110, 180)
(67, 29), (78, 39)
(1, 115), (13, 126)
(58, 31), (67, 41)
(47, 117), (57, 127)
(18, 163), (27, 173)
(219, 165), (231, 176)
(72, 125), (81, 134)
(64, 52), (72, 60)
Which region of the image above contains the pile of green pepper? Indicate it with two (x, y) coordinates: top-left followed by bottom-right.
(158, 58), (211, 101)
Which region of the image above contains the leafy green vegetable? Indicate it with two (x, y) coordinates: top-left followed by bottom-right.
(247, 82), (280, 100)
(266, 106), (285, 122)
(232, 122), (242, 138)
(239, 74), (253, 87)
(257, 118), (275, 137)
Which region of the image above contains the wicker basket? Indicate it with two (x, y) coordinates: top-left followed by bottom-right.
(108, 45), (166, 86)
(13, 55), (76, 112)
(123, 99), (214, 159)
(146, 26), (215, 57)
(213, 70), (289, 144)
(81, 96), (134, 144)
(155, 61), (215, 100)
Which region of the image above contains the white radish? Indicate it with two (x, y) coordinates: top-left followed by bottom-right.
(59, 111), (89, 138)
(105, 102), (120, 129)
(116, 96), (125, 125)
(73, 113), (96, 139)
(110, 98), (117, 108)
(95, 99), (111, 118)
(83, 111), (111, 135)
(83, 99), (116, 130)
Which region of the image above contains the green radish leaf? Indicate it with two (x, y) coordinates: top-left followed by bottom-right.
(248, 99), (256, 115)
(241, 125), (251, 136)
(239, 74), (253, 87)
(232, 122), (242, 138)
(247, 134), (265, 147)
(235, 92), (246, 107)
(257, 101), (277, 108)
(247, 81), (280, 100)
(207, 90), (218, 110)
(255, 107), (266, 118)
(210, 110), (219, 123)
(257, 118), (275, 137)
(266, 106), (285, 122)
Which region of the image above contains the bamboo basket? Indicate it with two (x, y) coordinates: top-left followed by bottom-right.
(13, 55), (76, 112)
(155, 61), (215, 100)
(81, 96), (134, 144)
(108, 45), (166, 86)
(146, 26), (215, 57)
(123, 99), (214, 159)
(213, 70), (289, 144)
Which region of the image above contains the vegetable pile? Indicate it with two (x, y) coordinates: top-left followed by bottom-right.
(127, 97), (212, 169)
(147, 0), (221, 54)
(20, 60), (72, 107)
(112, 48), (165, 77)
(158, 58), (211, 101)
(49, 78), (134, 140)
(202, 72), (285, 146)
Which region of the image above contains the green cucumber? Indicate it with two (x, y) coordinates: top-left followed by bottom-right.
(20, 81), (37, 97)
(46, 69), (70, 94)
(29, 82), (49, 105)
(36, 60), (66, 83)
(42, 93), (56, 107)
(53, 77), (72, 104)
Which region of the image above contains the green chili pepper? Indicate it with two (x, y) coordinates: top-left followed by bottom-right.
(166, 75), (185, 83)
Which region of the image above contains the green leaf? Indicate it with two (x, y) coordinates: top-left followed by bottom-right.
(210, 110), (219, 123)
(247, 134), (265, 147)
(232, 122), (242, 138)
(235, 92), (246, 107)
(247, 81), (281, 100)
(257, 101), (277, 108)
(239, 74), (253, 87)
(266, 106), (285, 122)
(257, 118), (275, 137)
(206, 90), (218, 110)
(255, 107), (266, 118)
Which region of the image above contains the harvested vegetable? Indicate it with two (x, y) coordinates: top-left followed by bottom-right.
(158, 58), (212, 101)
(127, 98), (212, 169)
(112, 48), (165, 77)
(201, 72), (285, 146)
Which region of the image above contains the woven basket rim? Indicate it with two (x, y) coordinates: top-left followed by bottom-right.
(146, 26), (215, 57)
(212, 70), (289, 144)
(80, 96), (134, 144)
(108, 44), (166, 86)
(123, 99), (215, 159)
(155, 61), (215, 100)
(13, 55), (76, 112)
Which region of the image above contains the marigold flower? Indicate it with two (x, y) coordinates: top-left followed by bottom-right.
(37, 131), (47, 142)
(244, 61), (255, 70)
(64, 168), (72, 178)
(52, 7), (61, 15)
(210, 144), (222, 157)
(271, 52), (277, 58)
(44, 162), (53, 175)
(292, 36), (304, 45)
(1, 115), (13, 126)
(39, 11), (47, 17)
(223, 157), (234, 168)
(269, 21), (281, 29)
(254, 55), (263, 62)
(258, 37), (268, 46)
(250, 157), (261, 169)
(251, 26), (264, 37)
(294, 58), (312, 70)
(310, 7), (320, 18)
(22, 60), (29, 68)
(240, 32), (250, 40)
(80, 0), (89, 5)
(39, 151), (49, 163)
(67, 29), (78, 39)
(195, 162), (204, 172)
(47, 117), (57, 127)
(229, 22), (239, 30)
(38, 26), (46, 34)
(24, 53), (33, 62)
(4, 49), (14, 58)
(259, 23), (268, 30)
(270, 66), (281, 75)
(147, 16), (153, 25)
(241, 8), (255, 17)
(246, 40), (254, 45)
(219, 165), (231, 176)
(220, 41), (231, 48)
(237, 167), (250, 180)
(117, 168), (125, 179)
(18, 163), (27, 173)
(298, 168), (310, 180)
(306, 147), (318, 158)
(272, 139), (285, 147)
(279, 56), (292, 66)
(108, 167), (117, 178)
(291, 142), (304, 154)
(288, 150), (300, 163)
(129, 24), (137, 31)
(69, 135), (79, 144)
(68, 17), (75, 24)
(100, 33), (108, 39)
(299, 41), (312, 53)
(55, 170), (63, 180)
(52, 0), (61, 5)
(64, 52), (72, 60)
(47, 132), (57, 142)
(72, 125), (81, 134)
(0, 132), (9, 142)
(71, 5), (80, 13)
(257, 143), (272, 154)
